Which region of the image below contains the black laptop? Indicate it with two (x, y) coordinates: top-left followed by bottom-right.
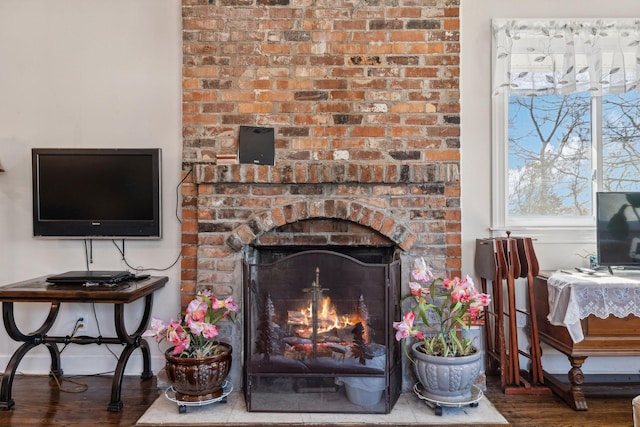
(46, 270), (134, 284)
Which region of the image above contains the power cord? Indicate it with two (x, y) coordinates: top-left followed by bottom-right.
(78, 167), (193, 273)
(49, 317), (89, 393)
(49, 308), (123, 392)
(49, 369), (89, 393)
(58, 317), (84, 355)
(109, 167), (192, 274)
(91, 304), (120, 362)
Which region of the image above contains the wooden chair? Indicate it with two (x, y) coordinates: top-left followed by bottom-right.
(475, 238), (508, 388)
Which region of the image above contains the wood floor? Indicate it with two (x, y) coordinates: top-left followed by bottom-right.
(0, 374), (158, 427)
(0, 373), (636, 426)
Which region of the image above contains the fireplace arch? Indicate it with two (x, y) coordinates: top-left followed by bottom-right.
(225, 198), (417, 252)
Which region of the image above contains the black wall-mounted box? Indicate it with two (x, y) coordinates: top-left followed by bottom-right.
(238, 126), (275, 165)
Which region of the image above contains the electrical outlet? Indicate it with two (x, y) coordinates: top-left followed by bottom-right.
(76, 313), (89, 332)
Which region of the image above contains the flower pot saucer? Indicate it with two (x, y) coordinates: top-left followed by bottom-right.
(413, 383), (483, 416)
(164, 380), (233, 413)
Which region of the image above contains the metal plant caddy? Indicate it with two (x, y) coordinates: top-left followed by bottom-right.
(413, 383), (483, 416)
(164, 380), (233, 413)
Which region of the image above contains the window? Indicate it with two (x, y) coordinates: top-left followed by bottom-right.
(492, 19), (640, 231)
(601, 91), (640, 190)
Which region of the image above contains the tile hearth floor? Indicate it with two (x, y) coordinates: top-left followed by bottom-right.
(135, 386), (508, 426)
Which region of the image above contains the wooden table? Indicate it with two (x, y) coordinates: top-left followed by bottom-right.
(0, 275), (167, 412)
(534, 272), (640, 410)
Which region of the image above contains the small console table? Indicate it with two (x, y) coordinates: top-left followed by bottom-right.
(534, 271), (640, 410)
(0, 275), (167, 412)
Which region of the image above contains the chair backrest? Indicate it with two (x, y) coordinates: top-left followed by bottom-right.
(475, 238), (498, 280)
(475, 236), (539, 281)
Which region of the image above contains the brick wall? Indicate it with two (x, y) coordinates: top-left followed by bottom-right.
(179, 0), (461, 383)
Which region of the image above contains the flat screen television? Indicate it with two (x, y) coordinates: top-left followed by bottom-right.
(32, 148), (162, 239)
(596, 191), (640, 267)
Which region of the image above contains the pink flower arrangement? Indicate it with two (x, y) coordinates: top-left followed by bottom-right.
(393, 257), (491, 358)
(144, 290), (238, 358)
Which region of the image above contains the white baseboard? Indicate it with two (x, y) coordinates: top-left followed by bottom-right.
(0, 352), (167, 376)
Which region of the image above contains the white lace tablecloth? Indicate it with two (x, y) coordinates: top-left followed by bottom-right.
(547, 271), (640, 343)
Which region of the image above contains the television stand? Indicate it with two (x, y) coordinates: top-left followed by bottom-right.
(0, 275), (167, 412)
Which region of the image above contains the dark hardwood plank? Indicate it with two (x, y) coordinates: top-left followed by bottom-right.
(485, 375), (635, 427)
(0, 374), (158, 427)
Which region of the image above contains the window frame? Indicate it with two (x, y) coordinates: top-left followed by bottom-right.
(490, 91), (600, 242)
(490, 18), (640, 243)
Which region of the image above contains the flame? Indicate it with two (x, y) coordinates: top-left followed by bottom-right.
(289, 296), (355, 335)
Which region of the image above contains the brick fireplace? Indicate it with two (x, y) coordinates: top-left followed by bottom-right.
(178, 0), (462, 401)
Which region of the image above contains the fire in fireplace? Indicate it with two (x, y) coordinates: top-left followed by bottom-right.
(243, 249), (402, 413)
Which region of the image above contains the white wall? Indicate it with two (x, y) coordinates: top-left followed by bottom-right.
(461, 0), (640, 374)
(0, 0), (182, 375)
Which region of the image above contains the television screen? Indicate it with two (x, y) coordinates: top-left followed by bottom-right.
(596, 192), (640, 267)
(32, 148), (162, 239)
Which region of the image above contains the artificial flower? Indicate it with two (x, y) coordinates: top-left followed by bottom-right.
(143, 290), (238, 358)
(393, 257), (491, 358)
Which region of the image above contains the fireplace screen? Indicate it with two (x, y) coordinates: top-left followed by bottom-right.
(243, 249), (401, 413)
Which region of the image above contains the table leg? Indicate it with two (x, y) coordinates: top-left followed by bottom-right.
(543, 355), (588, 410)
(1, 302), (61, 410)
(108, 294), (155, 412)
(0, 342), (34, 409)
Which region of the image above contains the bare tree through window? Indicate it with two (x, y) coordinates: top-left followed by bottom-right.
(507, 90), (640, 220)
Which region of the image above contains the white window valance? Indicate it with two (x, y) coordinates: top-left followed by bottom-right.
(493, 19), (640, 96)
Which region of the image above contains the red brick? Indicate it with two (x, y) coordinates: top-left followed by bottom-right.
(179, 1), (462, 323)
